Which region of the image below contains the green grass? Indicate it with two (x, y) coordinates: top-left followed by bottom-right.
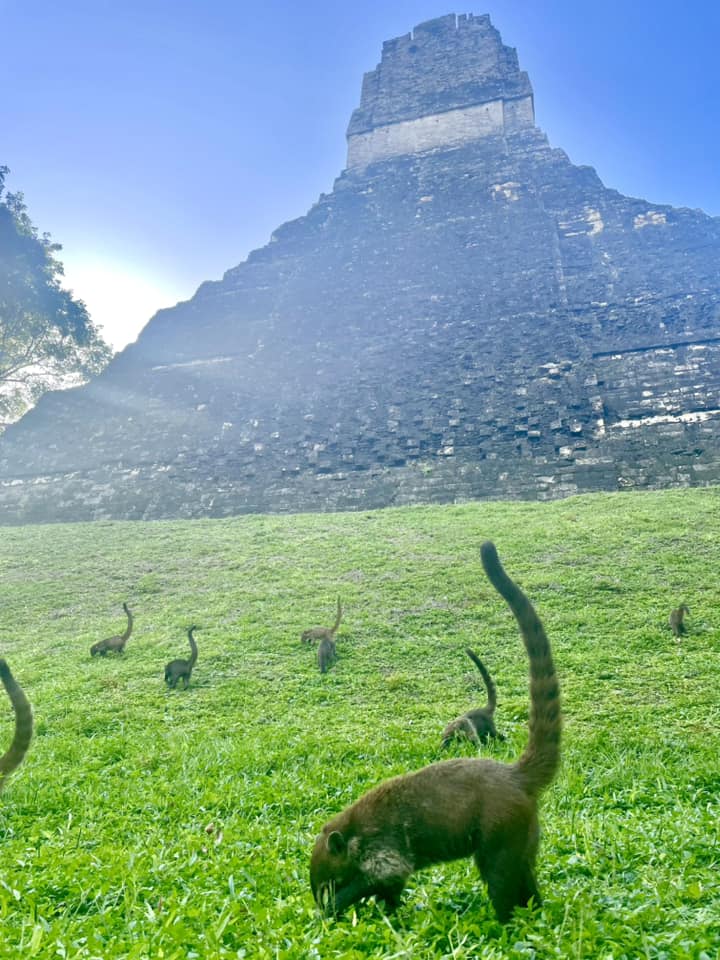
(1, 487), (719, 959)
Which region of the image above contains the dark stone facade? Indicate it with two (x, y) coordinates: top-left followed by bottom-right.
(1, 14), (719, 523)
(347, 13), (532, 135)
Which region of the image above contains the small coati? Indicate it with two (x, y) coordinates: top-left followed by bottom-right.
(0, 659), (33, 792)
(441, 649), (505, 747)
(164, 627), (198, 689)
(669, 604), (689, 638)
(310, 541), (561, 922)
(318, 636), (337, 674)
(90, 602), (133, 656)
(302, 598), (342, 644)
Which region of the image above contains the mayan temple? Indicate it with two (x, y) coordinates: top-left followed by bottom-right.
(1, 13), (719, 522)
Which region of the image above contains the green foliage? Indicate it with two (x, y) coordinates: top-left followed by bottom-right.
(1, 488), (719, 958)
(0, 165), (112, 426)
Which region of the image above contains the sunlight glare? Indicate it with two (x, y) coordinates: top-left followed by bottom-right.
(61, 257), (187, 352)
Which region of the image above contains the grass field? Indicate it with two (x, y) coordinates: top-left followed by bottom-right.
(1, 488), (719, 959)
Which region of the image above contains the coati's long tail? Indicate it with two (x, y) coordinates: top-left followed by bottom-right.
(465, 648), (497, 712)
(480, 541), (560, 796)
(0, 659), (33, 791)
(330, 598), (343, 636)
(187, 627), (198, 668)
(121, 602), (133, 642)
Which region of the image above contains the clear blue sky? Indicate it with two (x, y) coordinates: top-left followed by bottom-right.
(2, 0), (718, 349)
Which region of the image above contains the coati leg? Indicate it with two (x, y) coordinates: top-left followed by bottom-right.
(475, 815), (541, 922)
(478, 848), (541, 923)
(380, 881), (407, 910)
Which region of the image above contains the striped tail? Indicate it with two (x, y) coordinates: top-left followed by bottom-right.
(480, 542), (560, 796)
(331, 598), (343, 635)
(465, 649), (497, 712)
(0, 659), (33, 791)
(187, 627), (199, 668)
(121, 602), (133, 641)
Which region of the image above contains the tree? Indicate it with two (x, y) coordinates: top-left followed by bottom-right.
(0, 165), (112, 427)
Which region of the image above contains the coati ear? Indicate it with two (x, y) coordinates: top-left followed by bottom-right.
(327, 831), (346, 855)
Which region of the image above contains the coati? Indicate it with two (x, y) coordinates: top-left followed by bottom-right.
(318, 636), (337, 674)
(0, 659), (33, 792)
(302, 598), (342, 644)
(90, 602), (133, 656)
(441, 649), (505, 747)
(310, 541), (561, 923)
(669, 604), (689, 638)
(164, 627), (198, 689)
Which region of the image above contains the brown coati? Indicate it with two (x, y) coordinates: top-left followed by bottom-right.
(310, 541), (561, 922)
(669, 604), (689, 638)
(0, 659), (33, 792)
(302, 598), (343, 644)
(90, 602), (133, 656)
(441, 649), (505, 747)
(164, 627), (198, 689)
(318, 636), (337, 674)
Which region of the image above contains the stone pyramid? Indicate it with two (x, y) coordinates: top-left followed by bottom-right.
(1, 12), (719, 523)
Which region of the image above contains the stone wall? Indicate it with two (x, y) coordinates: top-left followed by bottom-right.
(347, 96), (534, 169)
(347, 14), (533, 145)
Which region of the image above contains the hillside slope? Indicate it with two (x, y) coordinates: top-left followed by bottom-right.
(1, 488), (719, 957)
